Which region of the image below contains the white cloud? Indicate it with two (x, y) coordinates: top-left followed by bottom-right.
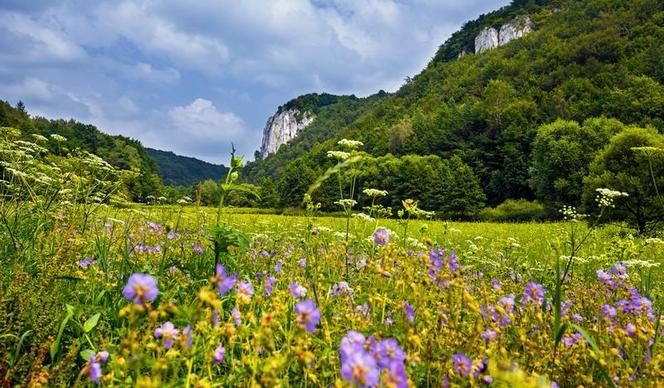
(0, 77), (54, 101)
(169, 98), (245, 139)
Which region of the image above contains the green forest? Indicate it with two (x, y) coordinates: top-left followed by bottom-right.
(240, 0), (664, 228)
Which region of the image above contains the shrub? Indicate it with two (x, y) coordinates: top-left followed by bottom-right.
(479, 199), (547, 222)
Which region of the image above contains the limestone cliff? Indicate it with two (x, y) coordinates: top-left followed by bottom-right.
(474, 15), (533, 54)
(260, 109), (315, 158)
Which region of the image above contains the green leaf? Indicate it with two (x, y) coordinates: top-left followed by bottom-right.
(554, 322), (568, 349)
(50, 307), (73, 360)
(80, 349), (95, 362)
(83, 313), (101, 333)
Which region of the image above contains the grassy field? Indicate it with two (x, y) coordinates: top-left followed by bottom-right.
(1, 204), (663, 386)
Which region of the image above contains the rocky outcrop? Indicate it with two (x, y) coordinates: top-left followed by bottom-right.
(499, 15), (533, 46)
(475, 27), (499, 54)
(474, 15), (533, 54)
(260, 108), (315, 158)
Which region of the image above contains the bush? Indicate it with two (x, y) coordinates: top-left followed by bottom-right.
(479, 199), (547, 222)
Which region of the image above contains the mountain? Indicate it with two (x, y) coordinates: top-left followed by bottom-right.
(0, 100), (162, 201)
(245, 0), (664, 210)
(146, 148), (228, 186)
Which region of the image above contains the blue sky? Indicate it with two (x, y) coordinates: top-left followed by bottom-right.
(0, 0), (509, 164)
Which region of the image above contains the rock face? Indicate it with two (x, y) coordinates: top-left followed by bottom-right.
(499, 15), (533, 46)
(260, 108), (315, 158)
(475, 27), (499, 53)
(474, 15), (533, 54)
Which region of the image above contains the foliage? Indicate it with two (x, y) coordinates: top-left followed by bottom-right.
(583, 127), (664, 234)
(530, 117), (625, 213)
(479, 199), (547, 222)
(146, 148), (228, 186)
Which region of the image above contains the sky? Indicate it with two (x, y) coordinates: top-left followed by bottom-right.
(0, 0), (509, 164)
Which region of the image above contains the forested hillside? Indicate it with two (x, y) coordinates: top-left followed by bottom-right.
(147, 148), (228, 186)
(243, 0), (664, 218)
(0, 100), (162, 201)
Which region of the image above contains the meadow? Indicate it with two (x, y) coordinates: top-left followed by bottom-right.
(1, 201), (662, 386)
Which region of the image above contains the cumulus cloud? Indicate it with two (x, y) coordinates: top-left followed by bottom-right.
(0, 0), (510, 164)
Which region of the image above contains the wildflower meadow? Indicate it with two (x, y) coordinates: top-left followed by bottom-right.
(1, 133), (663, 387)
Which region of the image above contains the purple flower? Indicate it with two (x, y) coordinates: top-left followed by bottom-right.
(403, 300), (414, 323)
(122, 273), (159, 306)
(78, 256), (94, 269)
(601, 304), (617, 320)
(236, 280), (254, 301)
(452, 353), (473, 376)
(341, 350), (380, 387)
(295, 299), (321, 333)
(521, 283), (545, 306)
(89, 355), (102, 383)
(374, 339), (406, 369)
(373, 228), (389, 246)
(329, 281), (354, 297)
(298, 258), (307, 268)
(213, 309), (220, 327)
(340, 331), (366, 364)
(562, 333), (583, 347)
(85, 350), (110, 384)
(232, 307), (241, 325)
(265, 276), (277, 296)
(183, 325), (193, 349)
(482, 375), (493, 384)
(626, 323), (637, 338)
(154, 321), (179, 349)
(213, 344), (225, 365)
(192, 243), (204, 255)
(289, 282), (308, 298)
(449, 250), (459, 271)
(275, 260), (283, 274)
(167, 231), (176, 240)
(214, 264), (238, 296)
(384, 361), (409, 388)
(492, 278), (501, 290)
(482, 329), (497, 343)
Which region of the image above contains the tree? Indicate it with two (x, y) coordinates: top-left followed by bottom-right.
(277, 158), (317, 208)
(198, 179), (221, 206)
(583, 127), (664, 234)
(442, 156), (486, 219)
(529, 117), (624, 213)
(258, 177), (280, 208)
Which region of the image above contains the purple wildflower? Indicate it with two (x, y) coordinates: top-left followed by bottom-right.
(78, 256), (94, 269)
(626, 323), (637, 338)
(374, 339), (406, 369)
(341, 350), (380, 387)
(275, 260), (283, 274)
(521, 283), (545, 306)
(601, 305), (617, 320)
(214, 264), (237, 296)
(289, 282), (308, 298)
(154, 321), (179, 349)
(232, 307), (241, 325)
(452, 353), (473, 376)
(482, 329), (497, 343)
(373, 228), (389, 246)
(213, 344), (225, 365)
(236, 280), (254, 301)
(265, 276), (277, 296)
(298, 258), (307, 268)
(89, 355), (102, 383)
(403, 300), (414, 323)
(340, 330), (366, 364)
(295, 299), (321, 333)
(192, 243), (204, 254)
(122, 273), (158, 306)
(449, 250), (459, 271)
(384, 361), (409, 388)
(492, 278), (501, 290)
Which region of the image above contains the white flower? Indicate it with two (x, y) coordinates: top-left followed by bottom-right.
(337, 139), (363, 149)
(362, 188), (388, 197)
(334, 199), (357, 209)
(49, 134), (67, 142)
(327, 150), (350, 160)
